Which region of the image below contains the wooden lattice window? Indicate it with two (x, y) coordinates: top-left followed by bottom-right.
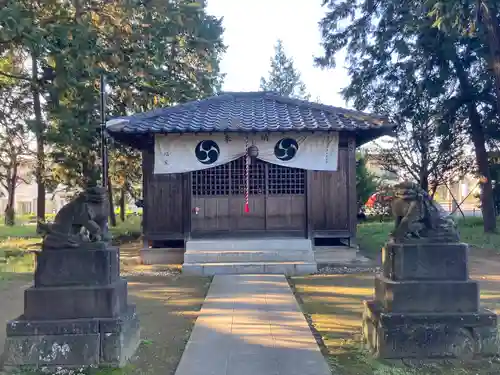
(268, 163), (305, 195)
(191, 158), (305, 196)
(191, 163), (230, 196)
(230, 158), (266, 195)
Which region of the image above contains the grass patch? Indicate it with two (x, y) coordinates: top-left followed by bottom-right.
(0, 237), (38, 281)
(0, 218), (142, 283)
(357, 217), (500, 256)
(357, 221), (392, 257)
(0, 216), (141, 240)
(109, 216), (142, 239)
(0, 224), (38, 238)
(458, 218), (500, 250)
(291, 273), (500, 375)
(0, 254), (35, 282)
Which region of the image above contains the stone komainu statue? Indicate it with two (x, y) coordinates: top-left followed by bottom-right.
(40, 186), (112, 250)
(390, 181), (459, 243)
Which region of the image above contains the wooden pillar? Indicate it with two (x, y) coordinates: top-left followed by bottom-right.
(347, 137), (357, 242)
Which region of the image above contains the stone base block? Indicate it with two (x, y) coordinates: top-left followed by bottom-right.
(375, 275), (479, 313)
(182, 261), (317, 276)
(24, 278), (128, 320)
(35, 247), (120, 287)
(382, 242), (468, 281)
(362, 300), (498, 359)
(1, 305), (140, 370)
(140, 248), (184, 265)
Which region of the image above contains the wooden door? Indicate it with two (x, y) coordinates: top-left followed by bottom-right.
(191, 162), (231, 232)
(190, 157), (306, 236)
(266, 163), (306, 232)
(227, 158), (266, 231)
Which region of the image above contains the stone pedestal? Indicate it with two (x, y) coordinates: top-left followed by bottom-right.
(362, 241), (498, 359)
(1, 246), (141, 371)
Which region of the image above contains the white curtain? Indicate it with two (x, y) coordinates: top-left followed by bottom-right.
(154, 133), (339, 174)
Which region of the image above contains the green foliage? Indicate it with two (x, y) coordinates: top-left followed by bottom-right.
(317, 0), (498, 232)
(427, 0), (500, 114)
(108, 145), (142, 218)
(356, 153), (378, 208)
(260, 39), (310, 100)
(44, 1), (224, 189)
(0, 0), (226, 194)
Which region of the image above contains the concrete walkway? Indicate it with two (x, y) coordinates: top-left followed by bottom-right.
(174, 275), (331, 375)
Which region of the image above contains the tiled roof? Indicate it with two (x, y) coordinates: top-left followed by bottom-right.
(106, 92), (395, 143)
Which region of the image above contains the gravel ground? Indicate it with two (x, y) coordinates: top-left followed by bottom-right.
(315, 264), (381, 275)
(121, 268), (181, 277)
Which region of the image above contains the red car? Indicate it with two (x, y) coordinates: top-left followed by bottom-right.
(364, 191), (394, 217)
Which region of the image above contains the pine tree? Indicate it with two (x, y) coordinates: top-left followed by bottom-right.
(260, 39), (310, 100)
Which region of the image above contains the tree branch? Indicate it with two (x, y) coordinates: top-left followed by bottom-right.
(0, 70), (31, 82)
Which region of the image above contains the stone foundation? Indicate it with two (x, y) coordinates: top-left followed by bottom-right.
(140, 247), (185, 265)
(1, 246), (140, 371)
(363, 241), (498, 359)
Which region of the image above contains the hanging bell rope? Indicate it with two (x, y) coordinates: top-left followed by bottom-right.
(244, 136), (250, 213)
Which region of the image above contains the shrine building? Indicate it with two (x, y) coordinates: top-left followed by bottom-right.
(107, 91), (394, 275)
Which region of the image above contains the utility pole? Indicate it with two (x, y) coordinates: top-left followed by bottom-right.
(100, 74), (108, 188)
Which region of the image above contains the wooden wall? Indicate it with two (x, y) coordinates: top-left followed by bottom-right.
(307, 137), (357, 239)
(142, 148), (188, 240)
(142, 134), (357, 241)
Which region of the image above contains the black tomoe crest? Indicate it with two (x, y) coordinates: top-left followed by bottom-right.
(195, 140), (220, 164)
(274, 138), (299, 161)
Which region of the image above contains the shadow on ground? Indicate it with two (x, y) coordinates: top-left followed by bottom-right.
(0, 241), (211, 375)
(290, 252), (500, 375)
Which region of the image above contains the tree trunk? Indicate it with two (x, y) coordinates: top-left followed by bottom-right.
(420, 175), (429, 193)
(31, 50), (45, 232)
(419, 153), (429, 192)
(107, 177), (117, 227)
(468, 105), (497, 229)
(119, 188), (125, 222)
(4, 162), (16, 226)
(4, 206), (15, 226)
(453, 56), (497, 232)
(430, 182), (439, 199)
(481, 2), (500, 117)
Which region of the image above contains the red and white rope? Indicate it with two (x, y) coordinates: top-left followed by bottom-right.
(244, 136), (250, 213)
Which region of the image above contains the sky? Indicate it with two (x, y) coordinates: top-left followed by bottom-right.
(205, 0), (351, 109)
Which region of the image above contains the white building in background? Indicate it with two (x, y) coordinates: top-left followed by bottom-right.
(434, 175), (481, 214)
(0, 162), (141, 218)
(0, 162), (72, 217)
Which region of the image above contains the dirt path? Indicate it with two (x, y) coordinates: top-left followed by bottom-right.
(1, 246), (500, 375)
(469, 251), (500, 316)
(0, 277), (31, 356)
(470, 250), (500, 275)
(292, 250), (500, 375)
(0, 242), (211, 375)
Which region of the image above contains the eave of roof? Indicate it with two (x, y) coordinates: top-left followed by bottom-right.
(106, 91), (396, 148)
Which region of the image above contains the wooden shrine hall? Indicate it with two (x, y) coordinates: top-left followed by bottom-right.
(107, 91), (395, 275)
